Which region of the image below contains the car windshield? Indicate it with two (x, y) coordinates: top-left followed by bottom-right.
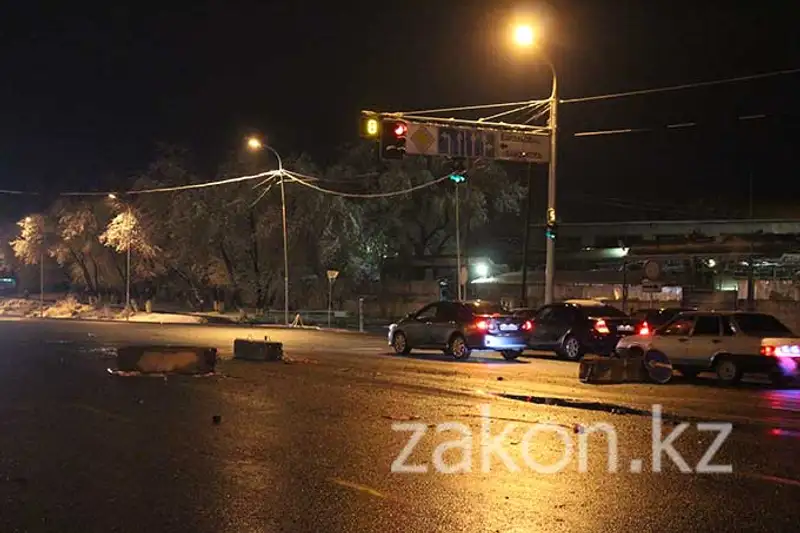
(583, 305), (627, 318)
(470, 302), (506, 315)
(733, 313), (794, 336)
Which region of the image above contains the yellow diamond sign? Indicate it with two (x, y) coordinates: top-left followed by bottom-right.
(407, 124), (439, 155)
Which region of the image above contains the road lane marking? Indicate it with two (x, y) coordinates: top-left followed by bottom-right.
(328, 478), (386, 499)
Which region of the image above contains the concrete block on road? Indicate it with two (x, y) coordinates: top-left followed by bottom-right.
(116, 345), (217, 374)
(579, 354), (645, 384)
(234, 338), (283, 362)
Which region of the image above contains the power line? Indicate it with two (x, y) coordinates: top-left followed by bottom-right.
(394, 99), (548, 116)
(570, 113), (770, 137)
(283, 170), (452, 199)
(0, 170), (281, 198)
(562, 67), (800, 104)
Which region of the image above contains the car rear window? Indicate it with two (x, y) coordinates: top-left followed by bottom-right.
(470, 302), (506, 315)
(733, 313), (793, 336)
(582, 305), (627, 318)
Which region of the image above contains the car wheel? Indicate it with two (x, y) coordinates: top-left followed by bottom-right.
(559, 335), (583, 361)
(391, 331), (411, 355)
(715, 357), (742, 385)
(501, 349), (522, 361)
(449, 334), (471, 360)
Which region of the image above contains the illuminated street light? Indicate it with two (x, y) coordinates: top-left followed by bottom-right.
(513, 24), (537, 47)
(246, 136), (263, 151)
(474, 262), (490, 279)
(108, 193), (117, 200)
(511, 21), (559, 306)
(245, 136), (290, 325)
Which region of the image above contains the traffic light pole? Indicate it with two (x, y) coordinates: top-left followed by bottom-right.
(455, 182), (461, 300)
(544, 65), (559, 305)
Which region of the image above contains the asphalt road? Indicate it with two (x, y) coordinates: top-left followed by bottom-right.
(1, 317), (799, 532)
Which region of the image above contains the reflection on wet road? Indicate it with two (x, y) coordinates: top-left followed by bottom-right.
(1, 318), (799, 532)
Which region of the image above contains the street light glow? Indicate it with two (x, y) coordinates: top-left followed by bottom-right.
(246, 136), (263, 151)
(513, 24), (537, 47)
(108, 193), (117, 200)
(474, 262), (490, 278)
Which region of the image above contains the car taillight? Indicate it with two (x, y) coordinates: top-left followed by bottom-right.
(638, 321), (651, 336)
(475, 320), (490, 331)
(522, 320), (533, 331)
(761, 345), (776, 356)
(594, 319), (610, 335)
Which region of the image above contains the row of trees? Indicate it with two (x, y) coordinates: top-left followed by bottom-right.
(4, 144), (525, 310)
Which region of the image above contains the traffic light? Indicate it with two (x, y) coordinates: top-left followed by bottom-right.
(545, 208), (556, 240)
(449, 158), (467, 183)
(545, 222), (557, 240)
(360, 113), (380, 139)
(380, 119), (407, 159)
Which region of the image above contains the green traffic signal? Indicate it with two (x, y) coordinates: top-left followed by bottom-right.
(449, 174), (466, 183)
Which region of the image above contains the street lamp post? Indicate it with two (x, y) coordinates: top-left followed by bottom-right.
(247, 137), (290, 325)
(514, 23), (559, 305)
(126, 208), (131, 311)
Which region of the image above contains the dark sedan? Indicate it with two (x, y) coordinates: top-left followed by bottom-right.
(388, 300), (531, 360)
(514, 299), (638, 360)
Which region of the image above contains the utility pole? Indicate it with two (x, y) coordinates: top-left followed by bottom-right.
(126, 206), (132, 312)
(280, 174), (289, 324)
(519, 163), (533, 307)
(747, 173), (754, 308)
(455, 181), (461, 300)
(39, 250), (44, 318)
(544, 74), (559, 305)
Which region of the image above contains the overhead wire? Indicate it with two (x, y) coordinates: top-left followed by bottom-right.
(571, 113), (771, 137)
(562, 67), (800, 104)
(282, 170), (452, 198)
(479, 100), (548, 122)
(395, 99), (547, 116)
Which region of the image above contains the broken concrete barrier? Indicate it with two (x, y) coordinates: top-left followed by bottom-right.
(234, 338), (283, 361)
(116, 345), (217, 374)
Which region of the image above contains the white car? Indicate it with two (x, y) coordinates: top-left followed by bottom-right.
(615, 311), (799, 386)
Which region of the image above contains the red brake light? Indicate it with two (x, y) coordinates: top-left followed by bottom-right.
(760, 345), (776, 356)
(638, 322), (651, 336)
(475, 320), (489, 331)
(594, 319), (610, 335)
(522, 320), (533, 331)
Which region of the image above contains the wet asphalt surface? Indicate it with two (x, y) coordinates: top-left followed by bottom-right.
(1, 317), (799, 532)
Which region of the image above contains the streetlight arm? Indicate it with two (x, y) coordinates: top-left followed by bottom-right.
(263, 145), (284, 172)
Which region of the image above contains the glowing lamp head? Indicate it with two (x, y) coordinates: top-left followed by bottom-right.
(513, 25), (536, 47)
(246, 137), (263, 151)
(474, 262), (490, 278)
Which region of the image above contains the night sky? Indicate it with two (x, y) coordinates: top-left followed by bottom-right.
(2, 1), (799, 222)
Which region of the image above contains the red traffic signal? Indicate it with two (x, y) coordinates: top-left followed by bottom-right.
(381, 120), (408, 160)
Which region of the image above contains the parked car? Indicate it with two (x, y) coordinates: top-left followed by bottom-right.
(515, 299), (639, 360)
(388, 300), (531, 361)
(615, 311), (799, 386)
(630, 307), (696, 335)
